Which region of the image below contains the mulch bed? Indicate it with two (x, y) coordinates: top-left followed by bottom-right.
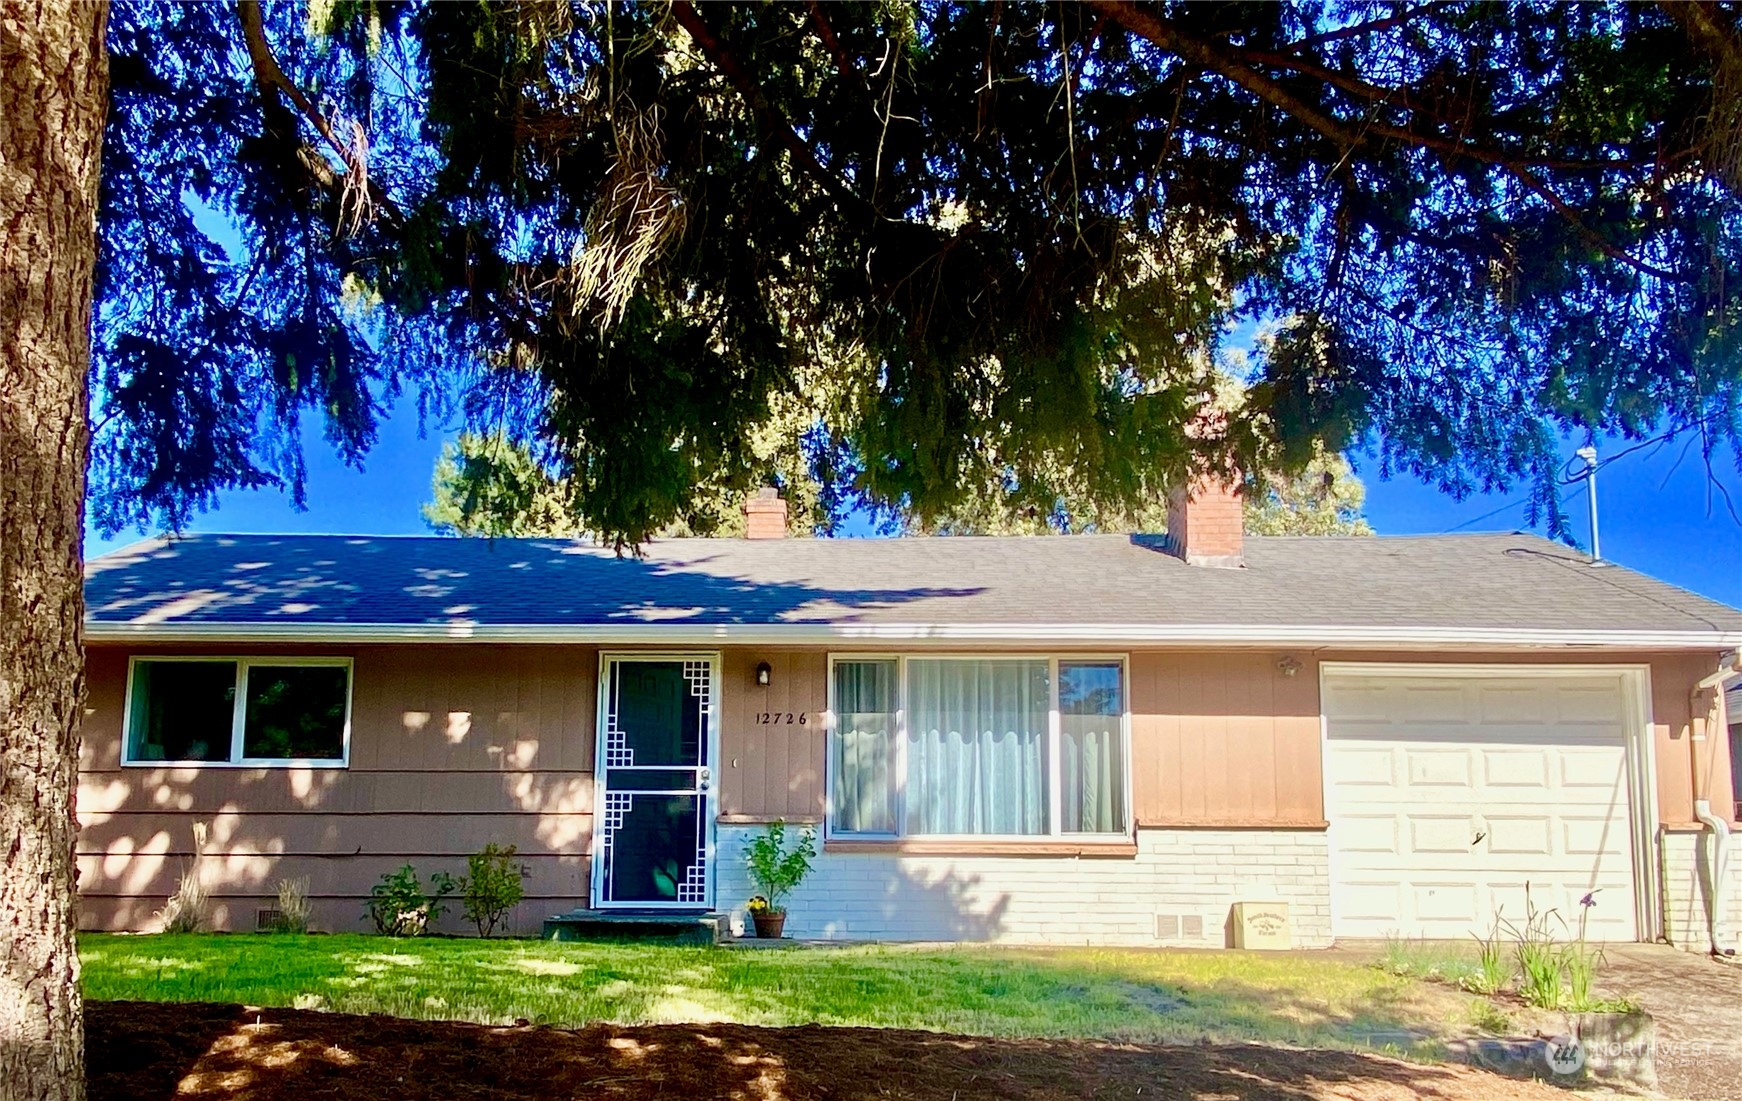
(89, 1000), (1574, 1101)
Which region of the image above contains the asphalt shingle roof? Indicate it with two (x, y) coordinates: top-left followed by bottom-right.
(83, 532), (1742, 647)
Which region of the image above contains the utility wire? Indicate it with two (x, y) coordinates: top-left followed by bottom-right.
(1440, 416), (1720, 535)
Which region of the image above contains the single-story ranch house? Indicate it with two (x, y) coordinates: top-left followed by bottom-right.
(79, 483), (1742, 950)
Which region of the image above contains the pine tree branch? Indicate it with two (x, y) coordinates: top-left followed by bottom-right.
(1085, 0), (1683, 282)
(1284, 3), (1445, 54)
(234, 0), (402, 229)
(669, 1), (873, 217)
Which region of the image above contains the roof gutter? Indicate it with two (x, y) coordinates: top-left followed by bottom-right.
(81, 620), (1742, 651)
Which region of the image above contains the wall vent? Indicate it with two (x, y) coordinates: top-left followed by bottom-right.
(1155, 913), (1205, 941)
(256, 908), (283, 931)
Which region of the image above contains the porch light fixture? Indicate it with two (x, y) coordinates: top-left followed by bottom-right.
(755, 661), (772, 686)
(1277, 655), (1302, 678)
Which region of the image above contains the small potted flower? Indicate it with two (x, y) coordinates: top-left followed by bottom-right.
(746, 894), (777, 937)
(744, 819), (816, 938)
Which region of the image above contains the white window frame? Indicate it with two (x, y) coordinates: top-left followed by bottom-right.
(120, 655), (354, 768)
(823, 652), (1133, 842)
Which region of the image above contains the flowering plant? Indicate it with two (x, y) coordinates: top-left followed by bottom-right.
(746, 894), (771, 915)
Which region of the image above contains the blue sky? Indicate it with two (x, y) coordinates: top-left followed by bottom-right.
(82, 393), (1742, 608)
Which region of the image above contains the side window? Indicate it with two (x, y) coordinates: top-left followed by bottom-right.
(126, 660), (238, 762)
(125, 658), (350, 765)
(242, 665), (349, 760)
(830, 659), (899, 834)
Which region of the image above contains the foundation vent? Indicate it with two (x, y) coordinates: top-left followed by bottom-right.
(256, 908), (283, 931)
(1154, 913), (1205, 941)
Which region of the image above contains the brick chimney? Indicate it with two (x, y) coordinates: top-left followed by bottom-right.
(743, 487), (788, 539)
(1166, 473), (1244, 568)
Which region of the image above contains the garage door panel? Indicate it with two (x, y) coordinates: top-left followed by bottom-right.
(1484, 816), (1553, 855)
(1334, 747), (1397, 785)
(1337, 815), (1401, 852)
(1322, 681), (1398, 722)
(1561, 816), (1624, 857)
(1409, 816), (1477, 854)
(1400, 685), (1471, 723)
(1554, 684), (1626, 723)
(1414, 882), (1481, 924)
(1326, 670), (1639, 942)
(1338, 882), (1407, 922)
(1482, 750), (1548, 787)
(1405, 750), (1472, 787)
(1478, 685), (1551, 724)
(1559, 752), (1627, 788)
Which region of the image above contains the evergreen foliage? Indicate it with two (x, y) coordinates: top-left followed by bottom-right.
(95, 2), (1742, 545)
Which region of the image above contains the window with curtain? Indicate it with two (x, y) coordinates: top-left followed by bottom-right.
(1059, 662), (1125, 833)
(831, 659), (898, 834)
(906, 659), (1050, 835)
(827, 656), (1128, 838)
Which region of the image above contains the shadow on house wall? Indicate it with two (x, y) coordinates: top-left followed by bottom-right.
(78, 537), (980, 935)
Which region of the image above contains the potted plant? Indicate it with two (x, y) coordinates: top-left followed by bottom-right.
(744, 819), (816, 938)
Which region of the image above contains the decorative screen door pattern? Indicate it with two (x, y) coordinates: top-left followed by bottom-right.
(596, 657), (714, 908)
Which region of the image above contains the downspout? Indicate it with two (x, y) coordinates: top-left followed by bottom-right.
(1692, 650), (1741, 958)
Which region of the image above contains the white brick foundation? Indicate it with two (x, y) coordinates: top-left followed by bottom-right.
(714, 826), (1332, 947)
(1660, 827), (1742, 952)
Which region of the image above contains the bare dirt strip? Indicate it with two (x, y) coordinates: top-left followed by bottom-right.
(87, 1000), (1584, 1101)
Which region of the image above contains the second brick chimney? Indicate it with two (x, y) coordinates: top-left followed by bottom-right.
(743, 487), (788, 539)
(1166, 473), (1245, 568)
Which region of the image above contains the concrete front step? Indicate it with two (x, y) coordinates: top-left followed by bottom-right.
(542, 909), (723, 945)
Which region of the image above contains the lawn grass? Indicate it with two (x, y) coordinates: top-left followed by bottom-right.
(1374, 937), (1484, 986)
(81, 933), (1497, 1058)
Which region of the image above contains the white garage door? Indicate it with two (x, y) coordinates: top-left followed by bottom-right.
(1323, 668), (1639, 941)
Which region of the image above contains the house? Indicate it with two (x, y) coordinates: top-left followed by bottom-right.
(78, 483), (1742, 949)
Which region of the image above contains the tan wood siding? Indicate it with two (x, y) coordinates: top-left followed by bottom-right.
(80, 640), (1734, 932)
(718, 649), (827, 821)
(1130, 651), (1325, 827)
(78, 644), (597, 932)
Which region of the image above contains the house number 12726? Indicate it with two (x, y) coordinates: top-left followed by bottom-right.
(753, 712), (807, 725)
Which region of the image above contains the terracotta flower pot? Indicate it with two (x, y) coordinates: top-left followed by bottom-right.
(751, 911), (787, 939)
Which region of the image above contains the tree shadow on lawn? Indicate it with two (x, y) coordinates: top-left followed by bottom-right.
(87, 1000), (1566, 1101)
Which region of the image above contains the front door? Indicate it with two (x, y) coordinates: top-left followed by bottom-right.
(593, 655), (716, 909)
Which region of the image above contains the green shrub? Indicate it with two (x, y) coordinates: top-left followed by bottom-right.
(366, 864), (456, 936)
(459, 843), (528, 937)
(744, 819), (816, 914)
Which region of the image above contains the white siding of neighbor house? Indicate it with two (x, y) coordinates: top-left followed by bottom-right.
(713, 825), (1333, 946)
(1660, 828), (1742, 952)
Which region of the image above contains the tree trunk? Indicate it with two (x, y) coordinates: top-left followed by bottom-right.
(0, 2), (108, 1099)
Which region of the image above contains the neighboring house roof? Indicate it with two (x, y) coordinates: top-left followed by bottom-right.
(83, 532), (1742, 650)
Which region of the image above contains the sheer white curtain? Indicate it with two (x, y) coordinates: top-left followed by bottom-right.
(1060, 662), (1125, 833)
(831, 660), (897, 833)
(905, 659), (1048, 835)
